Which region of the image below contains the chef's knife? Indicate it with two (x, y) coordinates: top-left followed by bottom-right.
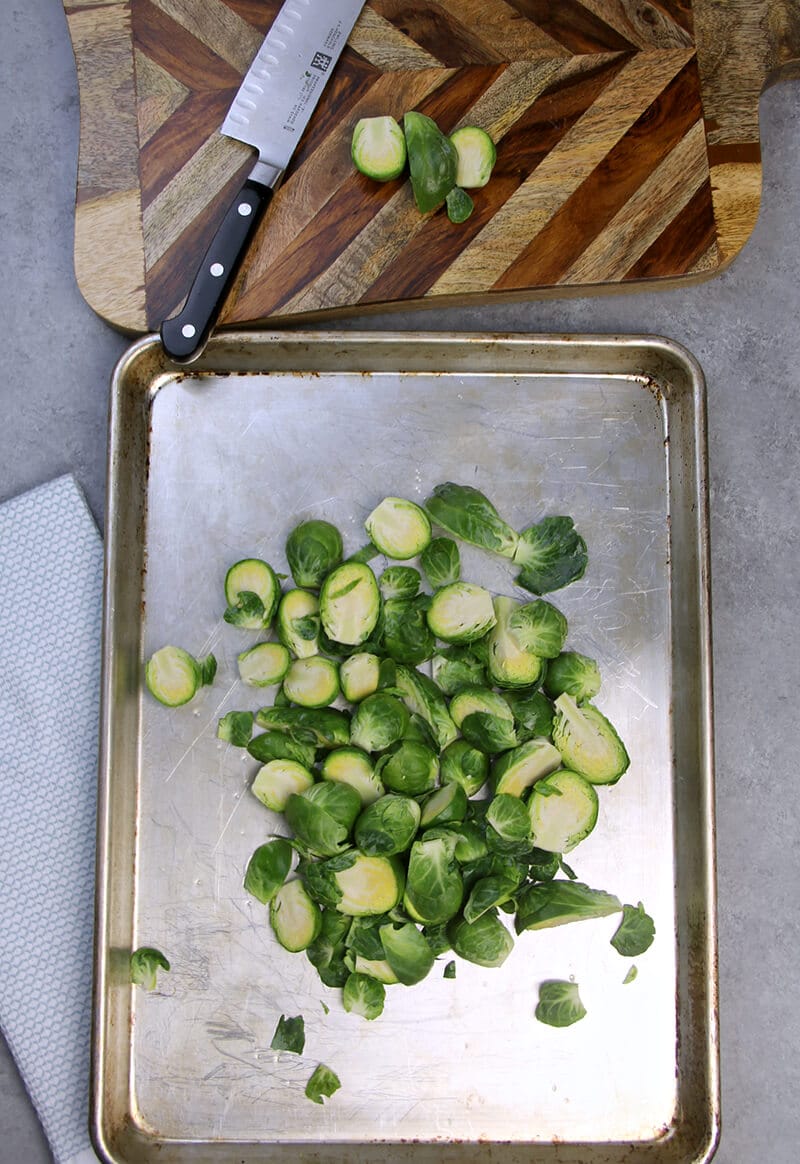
(160, 0), (367, 363)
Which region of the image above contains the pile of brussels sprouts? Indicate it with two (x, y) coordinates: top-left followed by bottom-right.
(147, 482), (638, 1023)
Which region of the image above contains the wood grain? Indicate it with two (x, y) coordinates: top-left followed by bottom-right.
(63, 0), (800, 332)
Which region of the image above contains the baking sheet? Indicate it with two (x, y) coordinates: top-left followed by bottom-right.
(93, 332), (718, 1163)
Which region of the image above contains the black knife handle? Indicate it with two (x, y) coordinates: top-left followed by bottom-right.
(160, 178), (273, 364)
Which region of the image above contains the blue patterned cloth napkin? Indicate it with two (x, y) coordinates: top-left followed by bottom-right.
(0, 476), (103, 1164)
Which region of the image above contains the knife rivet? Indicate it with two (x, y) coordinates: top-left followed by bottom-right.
(238, 202), (253, 217)
(181, 324), (197, 339)
(210, 263), (225, 277)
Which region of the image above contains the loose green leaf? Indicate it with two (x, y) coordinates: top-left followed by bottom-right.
(217, 710), (254, 746)
(224, 590), (266, 627)
(535, 980), (586, 1027)
(343, 971), (386, 1020)
(305, 1063), (342, 1105)
(443, 960), (456, 979)
(623, 965), (638, 984)
(513, 516), (588, 595)
(270, 1014), (305, 1054)
(446, 185), (474, 223)
(420, 536), (461, 589)
(425, 482), (518, 558)
(610, 903), (656, 957)
(515, 880), (622, 933)
(244, 839), (293, 904)
(130, 947), (170, 991)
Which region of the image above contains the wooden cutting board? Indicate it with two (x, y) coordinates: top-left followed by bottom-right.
(66, 0), (800, 334)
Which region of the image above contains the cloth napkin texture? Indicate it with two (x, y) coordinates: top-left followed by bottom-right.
(0, 475), (103, 1164)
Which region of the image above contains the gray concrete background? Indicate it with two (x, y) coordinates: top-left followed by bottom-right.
(1, 2), (798, 1161)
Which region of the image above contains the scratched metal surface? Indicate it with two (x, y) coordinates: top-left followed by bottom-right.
(94, 333), (717, 1163)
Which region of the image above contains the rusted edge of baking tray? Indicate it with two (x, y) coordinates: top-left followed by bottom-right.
(91, 331), (718, 1164)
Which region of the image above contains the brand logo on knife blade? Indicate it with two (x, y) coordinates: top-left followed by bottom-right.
(310, 51), (333, 71)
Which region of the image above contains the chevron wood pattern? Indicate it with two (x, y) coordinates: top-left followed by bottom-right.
(65, 0), (800, 333)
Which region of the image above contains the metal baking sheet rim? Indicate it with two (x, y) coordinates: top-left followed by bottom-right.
(91, 331), (719, 1164)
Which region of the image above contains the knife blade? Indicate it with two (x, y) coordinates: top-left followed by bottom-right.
(160, 0), (367, 363)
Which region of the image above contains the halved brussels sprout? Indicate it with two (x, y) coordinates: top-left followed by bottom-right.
(543, 651), (601, 702)
(431, 646), (486, 695)
(513, 516), (588, 596)
(419, 782), (467, 829)
(379, 566), (421, 601)
(446, 820), (489, 863)
(247, 729), (316, 769)
(491, 738), (562, 798)
(394, 664), (458, 750)
(217, 709), (254, 746)
(284, 782), (362, 857)
(486, 794), (531, 844)
(528, 768), (599, 853)
(403, 111), (458, 214)
(379, 922), (435, 985)
(503, 688), (555, 743)
(256, 706), (351, 749)
(276, 589), (320, 659)
(450, 125), (496, 188)
(305, 851), (405, 916)
(354, 793), (421, 856)
(448, 911), (513, 968)
(485, 595), (546, 688)
(321, 747), (384, 806)
(252, 759), (315, 812)
(552, 694), (630, 785)
(350, 692), (410, 753)
(463, 873), (520, 924)
(375, 739), (439, 797)
(365, 496), (432, 560)
(381, 596), (436, 665)
(439, 738), (489, 797)
(224, 558), (281, 629)
(403, 832), (463, 926)
(270, 879), (322, 952)
(449, 685), (513, 729)
(238, 642), (291, 687)
(506, 599), (568, 659)
(339, 651), (381, 703)
(351, 115), (407, 182)
(244, 839), (293, 904)
(145, 645), (216, 706)
(285, 519), (343, 590)
(319, 561), (380, 646)
(427, 582), (496, 644)
(282, 656), (340, 708)
(420, 536), (460, 589)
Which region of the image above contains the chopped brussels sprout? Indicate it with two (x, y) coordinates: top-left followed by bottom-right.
(216, 709), (253, 746)
(450, 125), (497, 188)
(551, 694), (630, 785)
(145, 645), (216, 707)
(403, 832), (463, 926)
(420, 536), (460, 589)
(449, 685), (513, 729)
(343, 971), (386, 1020)
(319, 561), (380, 646)
(419, 782), (467, 829)
(339, 651), (381, 702)
(321, 747), (384, 806)
(350, 692), (409, 753)
(305, 1063), (341, 1105)
(403, 111), (458, 213)
(535, 980), (586, 1027)
(351, 115), (407, 181)
(379, 922), (435, 985)
(446, 186), (474, 223)
(393, 664), (458, 749)
(448, 911), (514, 968)
(486, 595), (546, 688)
(252, 759), (315, 813)
(244, 839), (293, 904)
(513, 516), (588, 595)
(506, 599), (568, 660)
(286, 519), (343, 590)
(130, 946), (170, 990)
(514, 880), (622, 933)
(354, 793), (421, 856)
(375, 739), (438, 797)
(528, 768), (599, 853)
(276, 588), (320, 658)
(425, 482), (518, 559)
(224, 558), (281, 629)
(427, 582), (496, 643)
(237, 642), (291, 687)
(379, 565), (421, 600)
(282, 655), (340, 708)
(270, 1013), (305, 1053)
(543, 651), (601, 702)
(492, 738), (562, 797)
(439, 738), (489, 797)
(284, 782), (361, 858)
(270, 879), (322, 952)
(365, 496), (432, 559)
